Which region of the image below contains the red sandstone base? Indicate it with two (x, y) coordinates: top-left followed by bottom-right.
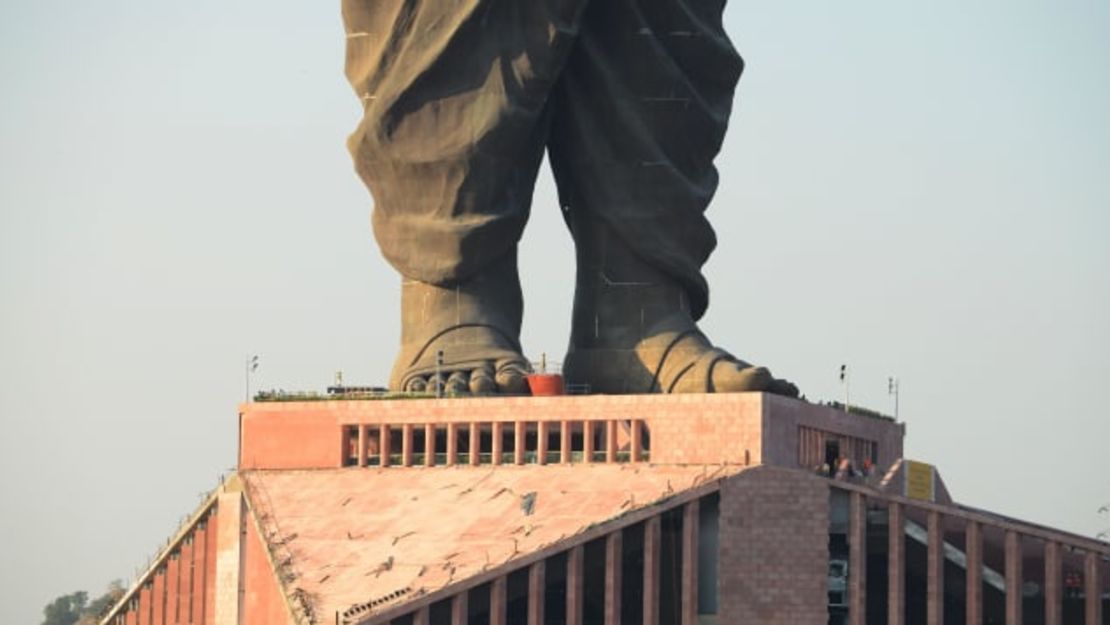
(99, 393), (1110, 625)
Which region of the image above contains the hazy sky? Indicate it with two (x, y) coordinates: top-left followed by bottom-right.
(2, 1), (1108, 623)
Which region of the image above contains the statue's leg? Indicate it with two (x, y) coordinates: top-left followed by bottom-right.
(343, 0), (588, 393)
(549, 0), (798, 395)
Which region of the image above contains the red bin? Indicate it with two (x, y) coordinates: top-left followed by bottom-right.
(526, 373), (565, 396)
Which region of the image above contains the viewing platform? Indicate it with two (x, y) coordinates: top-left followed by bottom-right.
(239, 392), (905, 474)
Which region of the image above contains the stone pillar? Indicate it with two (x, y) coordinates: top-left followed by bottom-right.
(560, 420), (571, 464)
(138, 582), (151, 625)
(514, 422), (525, 465)
(567, 544), (584, 625)
(191, 521), (208, 625)
(402, 424), (414, 467)
(447, 423), (459, 466)
(380, 424), (392, 468)
(425, 424), (436, 467)
(491, 576), (507, 625)
(214, 489), (244, 625)
(583, 422), (594, 464)
(606, 421), (617, 463)
(357, 425), (367, 467)
(682, 500), (699, 625)
(451, 591), (468, 625)
(468, 422), (480, 466)
(166, 552), (180, 625)
(643, 516), (661, 625)
(849, 492), (867, 625)
(492, 422), (503, 466)
(181, 537), (195, 625)
(413, 605), (430, 625)
(888, 502), (905, 625)
(529, 560), (546, 625)
(205, 508), (218, 625)
(1043, 541), (1061, 625)
(537, 421), (548, 466)
(965, 521), (982, 625)
(630, 420), (642, 463)
(605, 531), (623, 625)
(1005, 530), (1022, 625)
(1085, 551), (1102, 625)
(927, 511), (944, 625)
(152, 567), (165, 625)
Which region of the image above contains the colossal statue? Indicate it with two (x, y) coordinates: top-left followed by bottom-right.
(343, 0), (797, 396)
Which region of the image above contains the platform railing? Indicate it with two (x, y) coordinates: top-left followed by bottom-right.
(342, 419), (649, 468)
(830, 482), (1110, 625)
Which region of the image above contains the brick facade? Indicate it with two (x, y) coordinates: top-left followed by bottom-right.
(718, 466), (829, 625)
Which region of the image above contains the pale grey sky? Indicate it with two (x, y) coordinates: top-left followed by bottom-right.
(1, 1), (1108, 623)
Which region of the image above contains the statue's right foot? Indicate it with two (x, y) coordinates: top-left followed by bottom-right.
(390, 254), (532, 395)
(395, 325), (531, 395)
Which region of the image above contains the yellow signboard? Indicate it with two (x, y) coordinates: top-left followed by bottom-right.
(904, 460), (935, 501)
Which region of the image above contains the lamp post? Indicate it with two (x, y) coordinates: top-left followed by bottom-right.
(435, 350), (444, 398)
(839, 364), (850, 413)
(888, 376), (900, 420)
(245, 355), (259, 402)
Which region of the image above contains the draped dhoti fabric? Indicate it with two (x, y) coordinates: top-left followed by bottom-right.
(343, 0), (743, 321)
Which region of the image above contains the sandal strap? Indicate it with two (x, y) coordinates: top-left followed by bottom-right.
(405, 323), (522, 368)
(648, 328), (700, 392)
(643, 316), (743, 393)
(664, 346), (737, 393)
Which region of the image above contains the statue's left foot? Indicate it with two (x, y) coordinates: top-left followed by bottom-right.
(564, 312), (799, 396)
(561, 215), (799, 397)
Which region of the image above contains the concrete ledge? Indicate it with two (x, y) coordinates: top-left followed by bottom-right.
(239, 393), (904, 474)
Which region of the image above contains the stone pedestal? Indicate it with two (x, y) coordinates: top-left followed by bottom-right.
(239, 392), (905, 474)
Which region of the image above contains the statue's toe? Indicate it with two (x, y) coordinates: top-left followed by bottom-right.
(710, 362), (798, 397)
(469, 364), (496, 394)
(767, 377), (800, 398)
(445, 371), (470, 394)
(401, 361), (531, 396)
(495, 361), (529, 394)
